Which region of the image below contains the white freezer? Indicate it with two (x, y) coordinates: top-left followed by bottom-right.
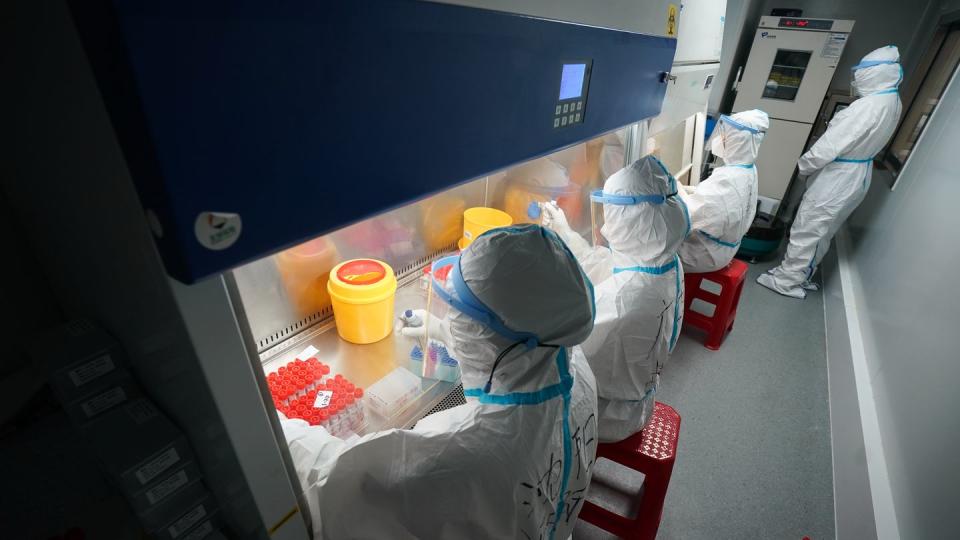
(754, 118), (815, 200)
(733, 17), (854, 122)
(733, 16), (854, 200)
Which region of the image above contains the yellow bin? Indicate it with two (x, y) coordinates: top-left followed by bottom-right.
(327, 259), (397, 344)
(460, 207), (512, 250)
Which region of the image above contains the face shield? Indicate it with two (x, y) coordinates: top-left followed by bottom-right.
(706, 116), (734, 160)
(426, 254), (543, 392)
(413, 258), (458, 381)
(423, 226), (595, 394)
(706, 114), (766, 164)
(706, 121), (725, 159)
(589, 189), (670, 248)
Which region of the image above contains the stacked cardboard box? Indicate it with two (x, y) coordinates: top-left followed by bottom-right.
(33, 320), (221, 540)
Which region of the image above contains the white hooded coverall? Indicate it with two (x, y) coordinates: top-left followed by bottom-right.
(678, 109), (769, 273)
(281, 225), (598, 540)
(542, 155), (689, 442)
(759, 46), (903, 298)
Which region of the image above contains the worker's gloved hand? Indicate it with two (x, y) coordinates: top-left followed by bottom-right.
(540, 200), (594, 263)
(399, 309), (454, 344)
(540, 201), (574, 235)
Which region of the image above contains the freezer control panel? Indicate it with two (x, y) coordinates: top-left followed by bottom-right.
(553, 61), (592, 128)
(777, 18), (833, 30)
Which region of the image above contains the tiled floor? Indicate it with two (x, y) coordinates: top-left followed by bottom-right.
(574, 259), (834, 539)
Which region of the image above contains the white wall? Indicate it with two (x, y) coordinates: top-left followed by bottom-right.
(840, 59), (960, 539)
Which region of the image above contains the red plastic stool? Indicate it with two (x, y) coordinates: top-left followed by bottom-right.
(579, 402), (681, 540)
(683, 259), (748, 350)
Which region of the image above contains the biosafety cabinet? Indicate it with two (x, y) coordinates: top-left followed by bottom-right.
(648, 0), (727, 187)
(26, 1), (684, 537)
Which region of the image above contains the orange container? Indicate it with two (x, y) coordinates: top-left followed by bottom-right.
(276, 237), (340, 315)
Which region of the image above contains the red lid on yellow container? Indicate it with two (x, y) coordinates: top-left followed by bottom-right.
(336, 259), (387, 285)
(327, 258), (397, 304)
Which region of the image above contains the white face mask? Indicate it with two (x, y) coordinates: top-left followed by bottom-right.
(711, 135), (726, 158)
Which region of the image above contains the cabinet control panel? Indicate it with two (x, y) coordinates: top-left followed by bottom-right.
(553, 61), (592, 128)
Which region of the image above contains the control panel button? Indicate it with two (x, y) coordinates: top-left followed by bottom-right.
(562, 103), (569, 113)
(568, 114), (575, 124)
(577, 101), (583, 111)
(561, 116), (568, 126)
(575, 113), (581, 122)
(555, 105), (562, 115)
(554, 118), (560, 128)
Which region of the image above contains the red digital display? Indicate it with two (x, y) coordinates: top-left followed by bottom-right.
(778, 18), (833, 30)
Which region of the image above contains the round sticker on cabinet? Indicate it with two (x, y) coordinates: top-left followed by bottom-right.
(194, 211), (242, 250)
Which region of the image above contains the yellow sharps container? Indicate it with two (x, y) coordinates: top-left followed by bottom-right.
(327, 259), (397, 344)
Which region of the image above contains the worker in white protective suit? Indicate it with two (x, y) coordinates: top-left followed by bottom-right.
(541, 155), (689, 442)
(280, 225), (599, 540)
(678, 110), (769, 273)
(758, 46), (903, 298)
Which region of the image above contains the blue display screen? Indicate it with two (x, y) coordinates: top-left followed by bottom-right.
(559, 63), (586, 100)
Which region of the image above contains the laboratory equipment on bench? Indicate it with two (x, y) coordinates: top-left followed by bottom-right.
(327, 259), (398, 345)
(420, 258), (459, 381)
(365, 367), (422, 418)
(399, 309), (423, 329)
(409, 342), (460, 383)
(732, 16), (855, 202)
(43, 0), (680, 536)
(398, 260), (460, 382)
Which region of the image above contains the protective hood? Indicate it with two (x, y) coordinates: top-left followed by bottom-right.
(715, 109), (769, 166)
(599, 155), (689, 265)
(441, 225), (595, 391)
(852, 45), (902, 96)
